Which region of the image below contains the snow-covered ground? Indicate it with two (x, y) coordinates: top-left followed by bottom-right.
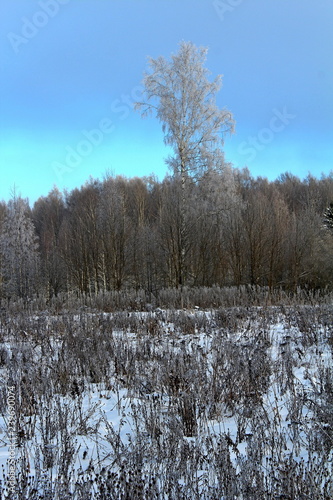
(0, 306), (332, 498)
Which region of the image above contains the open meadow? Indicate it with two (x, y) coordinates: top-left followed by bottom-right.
(0, 289), (332, 499)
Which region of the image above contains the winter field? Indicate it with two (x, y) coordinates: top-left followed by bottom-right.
(0, 293), (332, 499)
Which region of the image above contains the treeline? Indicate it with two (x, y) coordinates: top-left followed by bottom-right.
(1, 167), (333, 301)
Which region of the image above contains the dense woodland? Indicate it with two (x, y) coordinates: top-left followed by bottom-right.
(1, 167), (333, 303)
(2, 42), (332, 305)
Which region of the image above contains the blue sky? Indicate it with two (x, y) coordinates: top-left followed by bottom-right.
(0, 0), (332, 205)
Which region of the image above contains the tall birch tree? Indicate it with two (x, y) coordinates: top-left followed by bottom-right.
(135, 41), (235, 287)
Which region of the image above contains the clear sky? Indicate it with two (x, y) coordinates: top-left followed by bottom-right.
(1, 0), (332, 205)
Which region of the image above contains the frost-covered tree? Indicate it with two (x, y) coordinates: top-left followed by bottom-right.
(135, 41), (235, 179)
(323, 203), (333, 231)
(0, 196), (40, 299)
(135, 41), (235, 286)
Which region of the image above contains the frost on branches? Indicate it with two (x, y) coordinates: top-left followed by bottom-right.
(0, 196), (40, 299)
(323, 202), (333, 231)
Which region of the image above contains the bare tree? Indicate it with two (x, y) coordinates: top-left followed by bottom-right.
(135, 41), (235, 288)
(62, 180), (102, 294)
(32, 188), (66, 297)
(99, 176), (132, 291)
